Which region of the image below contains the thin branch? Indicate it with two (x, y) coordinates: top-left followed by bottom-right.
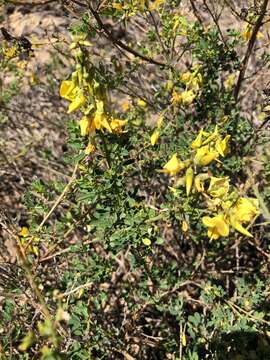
(87, 2), (168, 67)
(233, 0), (269, 101)
(203, 0), (227, 46)
(8, 0), (56, 5)
(147, 10), (168, 57)
(36, 162), (79, 232)
(190, 0), (204, 25)
(242, 114), (270, 147)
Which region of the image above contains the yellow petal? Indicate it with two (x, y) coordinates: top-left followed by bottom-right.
(181, 90), (196, 105)
(112, 3), (123, 10)
(160, 153), (185, 176)
(182, 220), (189, 233)
(60, 80), (75, 100)
(202, 214), (229, 239)
(242, 24), (252, 42)
(137, 99), (147, 107)
(230, 220), (253, 237)
(224, 74), (236, 90)
(215, 135), (230, 157)
(185, 167), (194, 196)
(19, 227), (29, 237)
(84, 143), (96, 154)
(142, 238), (151, 246)
(232, 197), (259, 223)
(216, 217), (230, 237)
(94, 114), (111, 132)
(202, 216), (215, 227)
(149, 0), (164, 11)
(207, 228), (221, 240)
(194, 173), (209, 192)
(94, 101), (112, 132)
(172, 90), (182, 104)
(208, 176), (230, 198)
(110, 119), (128, 133)
(191, 129), (204, 149)
(68, 92), (85, 113)
(194, 145), (218, 166)
(182, 333), (187, 347)
(79, 116), (91, 136)
(151, 129), (160, 145)
(180, 71), (192, 84)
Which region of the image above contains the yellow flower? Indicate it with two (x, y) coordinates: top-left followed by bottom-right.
(3, 46), (17, 59)
(230, 197), (259, 223)
(112, 2), (123, 10)
(137, 99), (147, 107)
(185, 167), (194, 196)
(181, 90), (196, 105)
(84, 143), (96, 155)
(224, 74), (236, 90)
(172, 90), (182, 104)
(215, 135), (230, 157)
(68, 91), (85, 113)
(194, 173), (209, 192)
(201, 125), (219, 146)
(208, 177), (230, 198)
(110, 119), (128, 133)
(182, 333), (187, 347)
(242, 23), (252, 41)
(180, 71), (192, 84)
(160, 153), (185, 176)
(228, 197), (259, 237)
(229, 218), (253, 238)
(60, 80), (86, 113)
(60, 80), (76, 100)
(191, 129), (205, 149)
(202, 214), (230, 240)
(234, 198), (259, 222)
(182, 220), (189, 233)
(172, 89), (196, 105)
(79, 116), (94, 136)
(180, 70), (202, 91)
(151, 129), (160, 145)
(19, 227), (29, 237)
(94, 100), (112, 132)
(149, 0), (164, 11)
(142, 238), (151, 246)
(242, 23), (263, 42)
(194, 145), (219, 166)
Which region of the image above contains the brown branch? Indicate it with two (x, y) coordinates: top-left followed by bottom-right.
(190, 0), (203, 25)
(203, 0), (227, 46)
(147, 9), (168, 57)
(87, 2), (168, 67)
(242, 114), (270, 147)
(8, 0), (56, 5)
(233, 0), (269, 101)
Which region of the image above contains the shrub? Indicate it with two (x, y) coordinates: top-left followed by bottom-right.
(1, 1), (270, 359)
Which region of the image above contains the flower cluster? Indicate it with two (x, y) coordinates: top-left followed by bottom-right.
(202, 178), (259, 239)
(158, 127), (259, 239)
(172, 66), (202, 106)
(60, 34), (127, 154)
(241, 22), (263, 42)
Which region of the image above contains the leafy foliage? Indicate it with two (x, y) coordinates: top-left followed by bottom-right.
(1, 1), (270, 359)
